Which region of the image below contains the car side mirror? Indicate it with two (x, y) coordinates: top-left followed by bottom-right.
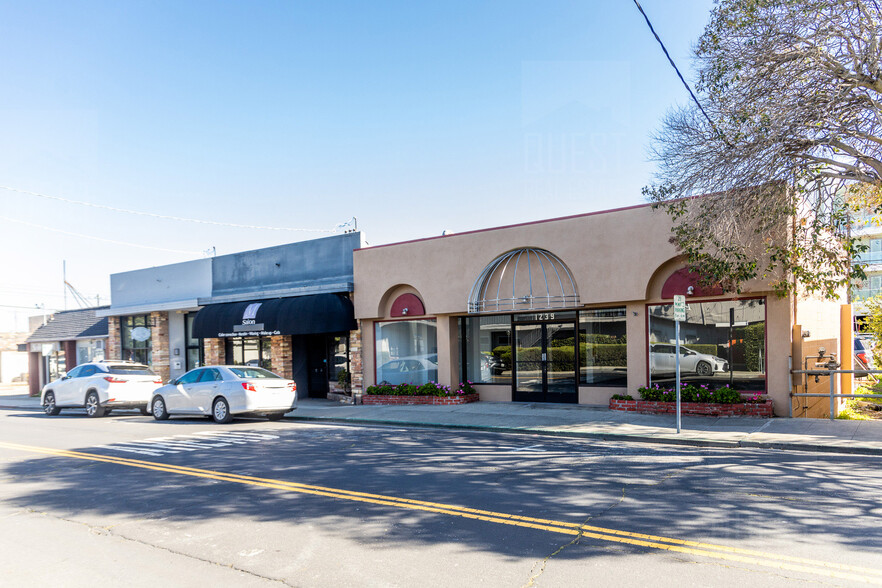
(61, 373), (70, 380)
(168, 378), (177, 386)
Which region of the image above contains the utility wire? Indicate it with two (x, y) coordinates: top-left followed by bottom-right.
(0, 215), (202, 255)
(631, 0), (731, 146)
(0, 185), (336, 233)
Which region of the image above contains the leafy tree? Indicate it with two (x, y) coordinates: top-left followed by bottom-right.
(645, 0), (881, 298)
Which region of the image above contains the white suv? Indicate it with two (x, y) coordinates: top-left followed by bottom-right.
(41, 361), (163, 417)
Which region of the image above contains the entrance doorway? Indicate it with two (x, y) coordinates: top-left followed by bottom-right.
(306, 333), (350, 398)
(513, 321), (578, 403)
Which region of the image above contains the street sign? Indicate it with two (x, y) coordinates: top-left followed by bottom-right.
(673, 295), (686, 322)
(672, 294), (686, 434)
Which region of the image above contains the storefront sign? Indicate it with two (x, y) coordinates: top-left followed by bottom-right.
(131, 327), (152, 342)
(513, 311), (577, 322)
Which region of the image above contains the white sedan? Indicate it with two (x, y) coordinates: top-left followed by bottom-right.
(150, 365), (297, 423)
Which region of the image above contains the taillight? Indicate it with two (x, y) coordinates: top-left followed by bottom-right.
(104, 376), (126, 383)
(241, 382), (257, 392)
(287, 382), (297, 391)
(153, 379), (162, 384)
(858, 352), (867, 364)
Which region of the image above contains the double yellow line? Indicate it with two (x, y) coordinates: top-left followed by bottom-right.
(2, 440), (880, 584)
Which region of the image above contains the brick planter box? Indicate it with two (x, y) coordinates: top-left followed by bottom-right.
(609, 398), (773, 418)
(363, 393), (479, 406)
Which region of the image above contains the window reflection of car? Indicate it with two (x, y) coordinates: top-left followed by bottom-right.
(855, 337), (875, 376)
(378, 357), (438, 385)
(650, 344), (728, 376)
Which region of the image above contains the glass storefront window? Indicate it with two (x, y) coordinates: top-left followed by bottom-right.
(648, 298), (766, 391)
(47, 347), (65, 381)
(184, 312), (203, 371)
(329, 335), (349, 384)
(76, 339), (106, 364)
(121, 315), (152, 365)
(225, 336), (272, 370)
(376, 320), (437, 386)
(580, 308), (627, 386)
(461, 315), (512, 385)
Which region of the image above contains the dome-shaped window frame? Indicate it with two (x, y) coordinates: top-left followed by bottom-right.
(468, 248), (580, 314)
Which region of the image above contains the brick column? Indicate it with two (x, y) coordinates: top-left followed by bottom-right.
(203, 338), (224, 366)
(150, 311), (170, 383)
(107, 316), (121, 360)
(349, 324), (363, 393)
(271, 335), (293, 379)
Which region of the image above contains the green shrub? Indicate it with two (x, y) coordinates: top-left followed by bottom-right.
(457, 381), (477, 395)
(637, 384), (745, 404)
(743, 323), (765, 371)
(366, 384), (396, 395)
(611, 394), (633, 400)
(711, 386), (741, 403)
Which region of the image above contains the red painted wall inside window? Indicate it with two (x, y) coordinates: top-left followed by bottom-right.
(390, 293), (425, 317)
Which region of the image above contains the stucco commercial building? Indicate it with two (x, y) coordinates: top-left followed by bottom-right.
(98, 233), (363, 398)
(353, 203), (840, 416)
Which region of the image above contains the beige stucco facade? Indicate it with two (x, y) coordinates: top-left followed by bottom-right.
(354, 203), (842, 417)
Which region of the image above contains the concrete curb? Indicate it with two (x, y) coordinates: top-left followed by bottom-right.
(287, 415), (882, 457)
(0, 404), (42, 412)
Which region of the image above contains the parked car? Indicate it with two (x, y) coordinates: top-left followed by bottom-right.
(649, 344), (729, 376)
(149, 365), (297, 423)
(41, 360), (162, 417)
(377, 357), (438, 385)
(854, 337), (875, 376)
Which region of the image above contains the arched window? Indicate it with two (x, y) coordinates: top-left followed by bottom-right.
(468, 248), (579, 313)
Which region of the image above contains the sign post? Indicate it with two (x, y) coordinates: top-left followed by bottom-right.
(673, 295), (686, 434)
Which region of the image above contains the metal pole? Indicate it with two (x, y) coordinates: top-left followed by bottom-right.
(675, 319), (681, 434)
(829, 370), (836, 421)
(728, 307), (734, 387)
(788, 356), (793, 418)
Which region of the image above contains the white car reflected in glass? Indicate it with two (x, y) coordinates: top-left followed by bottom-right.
(149, 366), (297, 423)
(649, 344), (729, 376)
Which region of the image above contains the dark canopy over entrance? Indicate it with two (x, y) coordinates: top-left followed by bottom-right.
(192, 294), (356, 338)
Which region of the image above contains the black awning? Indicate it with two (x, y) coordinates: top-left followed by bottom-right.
(192, 294), (356, 338)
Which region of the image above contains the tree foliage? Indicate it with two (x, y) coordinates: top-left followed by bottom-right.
(645, 0), (882, 298)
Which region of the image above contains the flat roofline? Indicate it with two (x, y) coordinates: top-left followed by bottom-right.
(355, 201), (656, 253)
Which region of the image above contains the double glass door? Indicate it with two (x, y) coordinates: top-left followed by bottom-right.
(513, 322), (578, 403)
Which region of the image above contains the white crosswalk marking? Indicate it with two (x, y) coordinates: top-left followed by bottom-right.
(98, 429), (282, 456)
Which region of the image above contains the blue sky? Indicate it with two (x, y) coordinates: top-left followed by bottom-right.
(0, 0), (715, 330)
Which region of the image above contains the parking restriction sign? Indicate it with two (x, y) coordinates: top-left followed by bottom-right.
(673, 295), (686, 322)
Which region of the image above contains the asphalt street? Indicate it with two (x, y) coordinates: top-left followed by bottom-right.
(2, 406), (882, 587)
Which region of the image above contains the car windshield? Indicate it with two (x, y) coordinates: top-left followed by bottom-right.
(228, 367), (281, 379)
(107, 365), (155, 375)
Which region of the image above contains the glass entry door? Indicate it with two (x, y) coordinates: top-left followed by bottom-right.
(513, 322), (578, 403)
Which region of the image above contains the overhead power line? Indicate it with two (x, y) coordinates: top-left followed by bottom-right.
(0, 185), (336, 233)
(0, 215), (202, 255)
(631, 0), (731, 146)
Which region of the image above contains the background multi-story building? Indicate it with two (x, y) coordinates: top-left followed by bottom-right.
(851, 212), (882, 326)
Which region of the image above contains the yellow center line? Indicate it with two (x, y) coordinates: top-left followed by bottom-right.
(1, 440), (879, 585)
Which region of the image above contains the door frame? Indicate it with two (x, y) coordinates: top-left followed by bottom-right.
(512, 320), (579, 403)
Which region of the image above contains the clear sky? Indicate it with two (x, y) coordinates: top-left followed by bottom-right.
(0, 0), (716, 330)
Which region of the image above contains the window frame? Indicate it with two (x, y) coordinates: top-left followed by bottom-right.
(644, 296), (768, 392)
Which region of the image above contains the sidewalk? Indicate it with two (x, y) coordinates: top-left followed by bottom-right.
(5, 387), (882, 456)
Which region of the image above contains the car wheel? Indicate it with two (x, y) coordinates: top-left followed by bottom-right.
(85, 391), (105, 418)
(212, 397), (233, 424)
(152, 396), (169, 421)
(695, 361), (713, 377)
(43, 392), (61, 416)
(266, 412), (285, 421)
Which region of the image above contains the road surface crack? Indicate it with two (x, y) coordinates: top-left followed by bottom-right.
(521, 486), (627, 588)
(24, 508), (296, 587)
